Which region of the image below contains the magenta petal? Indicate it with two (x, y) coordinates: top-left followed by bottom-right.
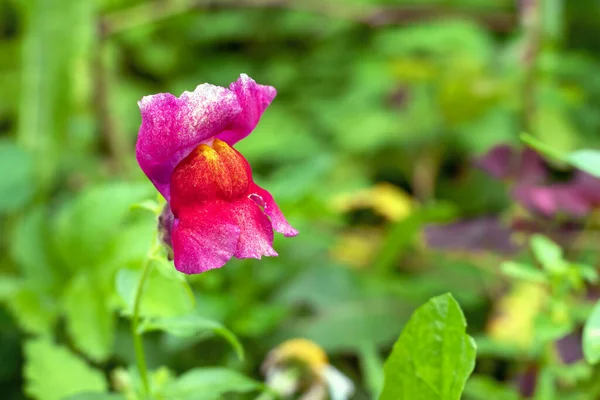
(250, 184), (298, 237)
(513, 185), (591, 216)
(136, 84), (242, 200)
(231, 198), (278, 259)
(172, 202), (241, 274)
(216, 74), (277, 146)
(475, 144), (514, 179)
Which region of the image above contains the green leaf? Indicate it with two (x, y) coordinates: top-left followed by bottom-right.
(24, 339), (107, 400)
(374, 204), (456, 275)
(501, 261), (548, 284)
(530, 235), (566, 274)
(533, 367), (556, 400)
(379, 293), (476, 400)
(138, 315), (244, 361)
(115, 267), (194, 318)
(6, 285), (57, 335)
(62, 273), (114, 362)
(63, 394), (124, 400)
(521, 134), (600, 178)
(162, 368), (261, 400)
(359, 342), (384, 399)
(567, 149), (600, 178)
(18, 0), (95, 190)
(10, 206), (59, 288)
(54, 182), (153, 270)
(583, 299), (600, 364)
(463, 375), (520, 400)
(0, 274), (21, 301)
(0, 140), (35, 213)
(531, 109), (579, 155)
(521, 133), (565, 162)
(281, 297), (413, 353)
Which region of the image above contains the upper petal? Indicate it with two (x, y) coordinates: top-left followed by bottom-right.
(136, 83), (242, 200)
(216, 74), (277, 146)
(250, 184), (299, 237)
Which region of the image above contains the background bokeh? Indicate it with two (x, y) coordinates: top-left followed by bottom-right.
(3, 0), (600, 399)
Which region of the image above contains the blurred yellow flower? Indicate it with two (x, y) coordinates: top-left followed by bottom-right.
(331, 182), (413, 222)
(487, 282), (548, 349)
(262, 339), (354, 400)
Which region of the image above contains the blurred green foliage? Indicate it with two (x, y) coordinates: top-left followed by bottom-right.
(3, 0), (600, 399)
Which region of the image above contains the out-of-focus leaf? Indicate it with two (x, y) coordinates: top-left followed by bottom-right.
(276, 265), (360, 309)
(534, 367), (557, 400)
(379, 293), (476, 400)
(0, 275), (21, 301)
(374, 203), (456, 274)
(375, 20), (494, 61)
(530, 234), (566, 274)
(501, 261), (548, 284)
(54, 182), (153, 270)
(63, 394), (124, 400)
(161, 368), (261, 400)
(233, 303), (289, 338)
(583, 299), (600, 364)
(24, 339), (107, 400)
(281, 297), (413, 353)
(532, 108), (579, 155)
(0, 140), (35, 213)
(463, 375), (520, 400)
(236, 107), (322, 164)
(522, 133), (600, 178)
(10, 206), (59, 289)
(536, 313), (573, 344)
(115, 267), (193, 318)
(63, 273), (114, 362)
(567, 149), (600, 178)
(5, 285), (57, 335)
(359, 343), (384, 399)
(18, 0), (95, 190)
(139, 315), (244, 361)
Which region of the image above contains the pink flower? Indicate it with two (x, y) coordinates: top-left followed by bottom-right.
(136, 74), (298, 274)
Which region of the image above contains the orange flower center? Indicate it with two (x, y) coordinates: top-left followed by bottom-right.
(170, 139), (251, 217)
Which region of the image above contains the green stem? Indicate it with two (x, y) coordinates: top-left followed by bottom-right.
(131, 236), (158, 399)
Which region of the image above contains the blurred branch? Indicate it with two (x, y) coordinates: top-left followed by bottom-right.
(94, 25), (128, 175)
(519, 0), (541, 132)
(101, 0), (516, 36)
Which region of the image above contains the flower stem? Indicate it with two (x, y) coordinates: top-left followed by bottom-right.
(131, 236), (158, 398)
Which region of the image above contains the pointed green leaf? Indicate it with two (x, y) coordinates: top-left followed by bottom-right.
(380, 293), (476, 400)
